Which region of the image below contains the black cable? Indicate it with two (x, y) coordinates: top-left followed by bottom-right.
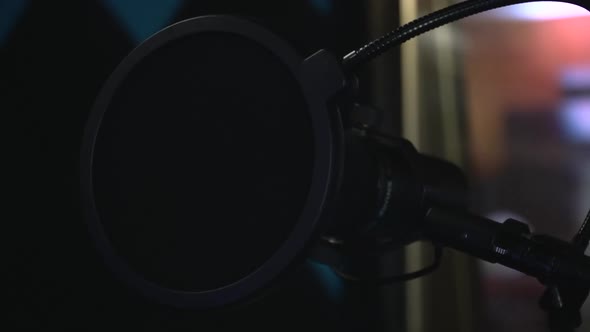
(539, 209), (590, 332)
(573, 208), (590, 252)
(333, 244), (443, 285)
(342, 0), (589, 71)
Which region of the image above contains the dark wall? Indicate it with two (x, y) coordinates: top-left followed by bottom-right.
(6, 1), (405, 331)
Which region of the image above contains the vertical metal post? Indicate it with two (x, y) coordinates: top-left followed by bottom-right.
(363, 0), (406, 331)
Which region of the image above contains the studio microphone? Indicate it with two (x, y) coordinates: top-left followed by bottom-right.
(81, 2), (589, 327)
(81, 14), (463, 308)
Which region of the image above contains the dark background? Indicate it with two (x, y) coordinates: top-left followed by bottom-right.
(5, 1), (404, 330)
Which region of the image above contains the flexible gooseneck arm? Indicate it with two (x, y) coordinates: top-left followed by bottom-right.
(342, 0), (590, 71)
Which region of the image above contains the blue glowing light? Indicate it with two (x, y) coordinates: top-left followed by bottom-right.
(309, 0), (333, 16)
(101, 0), (184, 44)
(0, 0), (30, 46)
(560, 67), (590, 143)
(560, 98), (590, 143)
(307, 260), (344, 301)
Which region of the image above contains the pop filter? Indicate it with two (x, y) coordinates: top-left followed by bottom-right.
(81, 16), (346, 308)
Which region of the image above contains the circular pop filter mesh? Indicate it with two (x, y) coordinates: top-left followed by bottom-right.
(86, 18), (325, 301)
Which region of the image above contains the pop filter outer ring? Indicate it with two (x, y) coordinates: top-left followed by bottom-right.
(81, 16), (338, 308)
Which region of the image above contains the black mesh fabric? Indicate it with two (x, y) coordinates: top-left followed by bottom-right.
(92, 32), (314, 292)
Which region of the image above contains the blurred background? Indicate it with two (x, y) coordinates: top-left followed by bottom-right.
(4, 0), (589, 331)
(405, 1), (590, 331)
